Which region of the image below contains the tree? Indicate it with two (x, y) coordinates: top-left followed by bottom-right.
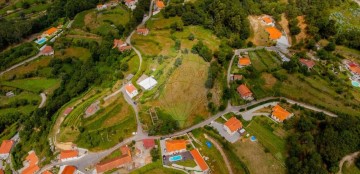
(150, 148), (160, 162)
(324, 42), (336, 51)
(120, 63), (129, 71)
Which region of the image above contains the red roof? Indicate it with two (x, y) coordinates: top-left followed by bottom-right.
(237, 84), (252, 98)
(22, 151), (39, 174)
(142, 139), (155, 149)
(165, 140), (187, 152)
(119, 45), (132, 52)
(0, 169), (4, 174)
(113, 39), (125, 49)
(0, 140), (14, 154)
(224, 117), (242, 133)
(137, 28), (149, 34)
(125, 0), (135, 3)
(156, 0), (165, 8)
(42, 170), (53, 174)
(63, 107), (73, 115)
(41, 46), (54, 54)
(125, 84), (137, 94)
(21, 165), (39, 174)
(96, 147), (132, 173)
(299, 58), (315, 68)
(60, 150), (78, 160)
(61, 166), (76, 174)
(190, 149), (209, 171)
(272, 105), (292, 121)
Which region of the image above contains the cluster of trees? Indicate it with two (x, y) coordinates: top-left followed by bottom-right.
(191, 41), (212, 62)
(284, 111), (360, 173)
(0, 43), (37, 71)
(0, 99), (38, 109)
(0, 112), (22, 132)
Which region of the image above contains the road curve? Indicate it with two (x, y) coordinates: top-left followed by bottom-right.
(337, 151), (360, 174)
(38, 93), (47, 108)
(0, 53), (41, 76)
(204, 134), (233, 174)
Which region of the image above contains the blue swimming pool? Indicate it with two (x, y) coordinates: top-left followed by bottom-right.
(352, 81), (360, 87)
(250, 136), (257, 142)
(169, 155), (182, 162)
(35, 37), (47, 45)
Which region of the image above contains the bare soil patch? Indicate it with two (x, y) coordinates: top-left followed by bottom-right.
(278, 13), (292, 45)
(295, 16), (308, 42)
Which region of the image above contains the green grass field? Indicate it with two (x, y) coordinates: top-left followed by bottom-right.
(55, 47), (91, 61)
(342, 162), (360, 174)
(0, 91), (40, 106)
(1, 77), (59, 93)
(245, 116), (286, 163)
(329, 2), (360, 32)
(130, 161), (185, 174)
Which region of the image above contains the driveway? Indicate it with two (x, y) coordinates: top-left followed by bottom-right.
(210, 122), (240, 143)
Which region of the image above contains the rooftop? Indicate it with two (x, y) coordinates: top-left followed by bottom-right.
(125, 84), (137, 93)
(60, 150), (78, 160)
(0, 140), (14, 154)
(265, 27), (282, 40)
(43, 27), (58, 35)
(272, 105), (291, 121)
(142, 139), (155, 149)
(262, 16), (272, 24)
(41, 46), (54, 54)
(61, 166), (76, 174)
(299, 58), (316, 69)
(238, 56), (251, 66)
(156, 0), (165, 8)
(165, 139), (187, 152)
(224, 117), (242, 133)
(237, 84), (252, 98)
(190, 149), (209, 171)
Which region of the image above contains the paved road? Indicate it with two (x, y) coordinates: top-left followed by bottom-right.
(38, 93), (47, 108)
(204, 134), (233, 174)
(337, 151), (360, 174)
(0, 52), (41, 76)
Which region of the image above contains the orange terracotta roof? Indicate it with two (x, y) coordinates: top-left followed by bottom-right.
(142, 139), (155, 149)
(60, 150), (78, 160)
(43, 27), (58, 36)
(113, 39), (125, 49)
(125, 84), (137, 93)
(21, 165), (39, 174)
(125, 0), (135, 3)
(96, 154), (132, 173)
(25, 151), (38, 165)
(97, 4), (104, 8)
(61, 166), (76, 174)
(119, 45), (132, 52)
(42, 170), (53, 174)
(41, 46), (53, 54)
(0, 140), (14, 154)
(237, 84), (252, 98)
(238, 57), (251, 66)
(224, 117), (242, 133)
(190, 149), (209, 171)
(120, 146), (130, 156)
(0, 169), (4, 174)
(156, 0), (165, 8)
(299, 58), (315, 68)
(137, 28), (149, 34)
(265, 27), (282, 40)
(165, 140), (187, 152)
(272, 105), (291, 121)
(349, 66), (360, 75)
(263, 17), (272, 24)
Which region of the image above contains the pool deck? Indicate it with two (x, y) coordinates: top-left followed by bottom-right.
(163, 151), (193, 165)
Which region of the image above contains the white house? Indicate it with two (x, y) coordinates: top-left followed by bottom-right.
(125, 84), (138, 98)
(97, 4), (107, 11)
(137, 77), (157, 90)
(0, 140), (14, 160)
(125, 0), (138, 9)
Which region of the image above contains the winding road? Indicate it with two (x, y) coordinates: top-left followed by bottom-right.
(0, 52), (41, 76)
(38, 93), (47, 108)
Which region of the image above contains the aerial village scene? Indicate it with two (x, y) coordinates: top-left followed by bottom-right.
(0, 0), (360, 174)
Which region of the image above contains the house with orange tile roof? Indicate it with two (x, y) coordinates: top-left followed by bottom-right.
(271, 104), (293, 122)
(299, 58), (315, 69)
(346, 61), (360, 78)
(265, 27), (282, 40)
(113, 39), (131, 52)
(97, 4), (107, 11)
(137, 28), (149, 36)
(155, 0), (165, 11)
(237, 84), (253, 100)
(42, 170), (53, 174)
(96, 146), (132, 173)
(63, 107), (73, 116)
(142, 139), (155, 149)
(262, 16), (274, 26)
(42, 27), (58, 37)
(0, 140), (14, 159)
(20, 151), (39, 174)
(230, 74), (243, 81)
(190, 149), (209, 173)
(0, 169), (4, 174)
(238, 56), (251, 68)
(60, 150), (79, 162)
(41, 45), (54, 56)
(165, 139), (187, 154)
(223, 117), (243, 135)
(125, 84), (138, 98)
(60, 165), (78, 174)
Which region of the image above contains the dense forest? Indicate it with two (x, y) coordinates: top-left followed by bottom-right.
(284, 110), (360, 173)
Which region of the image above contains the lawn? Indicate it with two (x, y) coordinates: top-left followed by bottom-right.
(147, 53), (210, 127)
(130, 161), (185, 174)
(55, 47), (91, 61)
(329, 2), (360, 33)
(0, 91), (40, 107)
(245, 116), (287, 163)
(342, 161), (360, 174)
(1, 77), (59, 93)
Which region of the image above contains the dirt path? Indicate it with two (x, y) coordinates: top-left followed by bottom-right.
(204, 134), (233, 174)
(38, 93), (47, 108)
(338, 151), (360, 174)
